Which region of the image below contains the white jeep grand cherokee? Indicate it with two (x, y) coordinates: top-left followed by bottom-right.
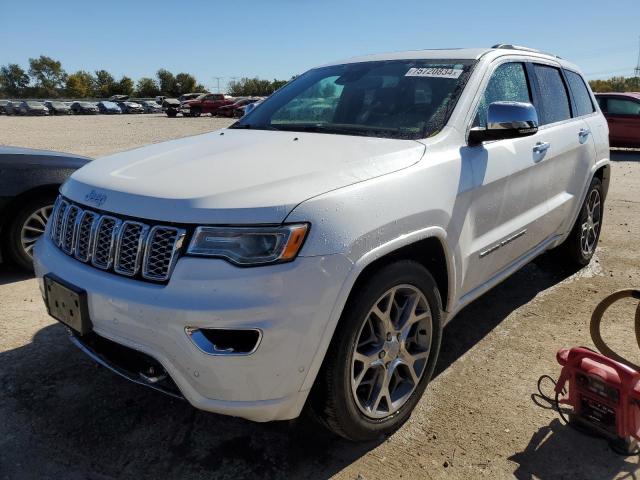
(34, 45), (610, 441)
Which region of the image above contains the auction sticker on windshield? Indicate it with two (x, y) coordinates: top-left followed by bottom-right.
(405, 67), (463, 79)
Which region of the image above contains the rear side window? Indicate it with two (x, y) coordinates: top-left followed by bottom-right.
(607, 98), (640, 115)
(532, 64), (571, 125)
(474, 62), (531, 127)
(565, 70), (595, 117)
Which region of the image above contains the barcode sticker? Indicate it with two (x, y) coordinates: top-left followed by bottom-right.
(405, 67), (463, 79)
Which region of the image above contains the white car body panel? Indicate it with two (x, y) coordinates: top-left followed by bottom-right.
(64, 130), (424, 224)
(34, 46), (610, 422)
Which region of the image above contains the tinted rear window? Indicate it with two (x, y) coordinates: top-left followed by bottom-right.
(533, 64), (571, 125)
(565, 70), (595, 117)
(607, 97), (640, 115)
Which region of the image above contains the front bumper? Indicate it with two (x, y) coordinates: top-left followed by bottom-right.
(34, 235), (352, 421)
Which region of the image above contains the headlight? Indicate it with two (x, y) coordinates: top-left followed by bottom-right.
(186, 224), (309, 266)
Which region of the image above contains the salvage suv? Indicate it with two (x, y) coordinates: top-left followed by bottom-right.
(34, 45), (610, 441)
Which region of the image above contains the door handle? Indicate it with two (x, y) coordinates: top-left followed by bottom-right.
(533, 142), (550, 154)
(578, 128), (591, 143)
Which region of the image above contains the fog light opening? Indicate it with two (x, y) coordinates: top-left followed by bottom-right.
(186, 327), (261, 355)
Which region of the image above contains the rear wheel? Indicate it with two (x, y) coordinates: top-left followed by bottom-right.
(191, 107), (201, 117)
(558, 176), (603, 266)
(5, 194), (56, 271)
(310, 261), (443, 441)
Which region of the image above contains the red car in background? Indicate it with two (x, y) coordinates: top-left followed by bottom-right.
(180, 93), (234, 117)
(595, 92), (640, 148)
(217, 98), (260, 118)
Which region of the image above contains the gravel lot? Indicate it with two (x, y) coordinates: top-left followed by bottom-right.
(1, 115), (639, 479)
(0, 113), (234, 158)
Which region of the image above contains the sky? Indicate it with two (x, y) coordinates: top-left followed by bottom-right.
(1, 0), (639, 92)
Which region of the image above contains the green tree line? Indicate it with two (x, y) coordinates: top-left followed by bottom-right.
(589, 76), (640, 93)
(0, 55), (210, 99)
(227, 77), (290, 97)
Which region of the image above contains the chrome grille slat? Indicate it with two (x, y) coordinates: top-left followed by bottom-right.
(48, 195), (182, 283)
(49, 196), (62, 240)
(51, 199), (69, 246)
(142, 226), (186, 281)
(91, 216), (121, 270)
(114, 221), (149, 276)
(74, 211), (98, 262)
(61, 205), (81, 254)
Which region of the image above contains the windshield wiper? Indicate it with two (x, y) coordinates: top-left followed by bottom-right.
(229, 123), (277, 131)
(272, 123), (414, 138)
(272, 124), (373, 137)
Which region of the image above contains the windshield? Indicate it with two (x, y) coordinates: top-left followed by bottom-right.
(26, 101), (43, 107)
(233, 59), (475, 139)
(50, 102), (65, 108)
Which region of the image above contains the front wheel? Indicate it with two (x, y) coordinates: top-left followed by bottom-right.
(4, 195), (56, 271)
(310, 260), (443, 441)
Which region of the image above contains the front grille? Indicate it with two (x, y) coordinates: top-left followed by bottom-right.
(49, 196), (185, 283)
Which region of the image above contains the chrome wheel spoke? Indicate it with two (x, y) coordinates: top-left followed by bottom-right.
(579, 189), (601, 257)
(351, 284), (433, 419)
(20, 204), (54, 259)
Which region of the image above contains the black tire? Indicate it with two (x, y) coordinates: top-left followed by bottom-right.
(4, 194), (56, 271)
(166, 110), (177, 118)
(558, 176), (604, 266)
(191, 107), (201, 117)
(310, 260), (443, 441)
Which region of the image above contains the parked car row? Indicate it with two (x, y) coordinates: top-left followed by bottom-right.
(0, 99), (164, 116)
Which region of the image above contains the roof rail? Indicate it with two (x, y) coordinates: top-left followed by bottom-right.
(491, 44), (562, 59)
(491, 44), (541, 52)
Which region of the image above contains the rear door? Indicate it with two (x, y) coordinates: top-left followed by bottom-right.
(527, 62), (596, 239)
(600, 96), (640, 147)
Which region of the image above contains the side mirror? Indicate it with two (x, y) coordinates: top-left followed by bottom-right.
(468, 101), (539, 145)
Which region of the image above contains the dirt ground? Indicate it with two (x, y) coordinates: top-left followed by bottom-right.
(1, 115), (639, 479)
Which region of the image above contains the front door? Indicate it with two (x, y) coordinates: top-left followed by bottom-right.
(460, 61), (551, 295)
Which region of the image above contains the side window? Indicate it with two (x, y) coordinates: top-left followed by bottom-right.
(565, 70), (595, 117)
(474, 62), (531, 127)
(607, 98), (640, 116)
(532, 64), (571, 125)
(596, 97), (607, 112)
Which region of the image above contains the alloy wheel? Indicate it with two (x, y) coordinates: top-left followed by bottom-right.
(20, 205), (53, 258)
(350, 285), (432, 419)
(580, 189), (601, 257)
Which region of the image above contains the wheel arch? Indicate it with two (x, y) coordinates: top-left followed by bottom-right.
(0, 184), (60, 232)
(299, 229), (454, 394)
(345, 235), (451, 314)
(593, 162), (611, 200)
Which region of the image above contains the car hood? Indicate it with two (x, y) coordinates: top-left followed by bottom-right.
(0, 146), (90, 169)
(63, 129), (425, 224)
